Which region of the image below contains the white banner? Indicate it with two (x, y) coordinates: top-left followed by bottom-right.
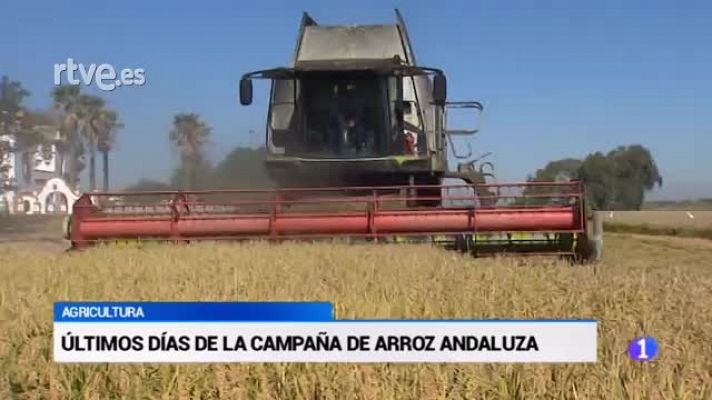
(54, 321), (596, 363)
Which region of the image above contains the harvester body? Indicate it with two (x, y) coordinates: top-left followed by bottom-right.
(65, 10), (602, 262)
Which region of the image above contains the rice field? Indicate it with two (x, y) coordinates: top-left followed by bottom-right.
(1, 231), (711, 399)
(603, 211), (712, 240)
(604, 210), (712, 229)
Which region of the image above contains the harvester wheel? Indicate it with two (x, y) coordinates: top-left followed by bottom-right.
(572, 211), (604, 264)
(454, 234), (473, 253)
(62, 215), (72, 240)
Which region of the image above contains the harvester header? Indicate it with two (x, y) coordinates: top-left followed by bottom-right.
(66, 181), (600, 262)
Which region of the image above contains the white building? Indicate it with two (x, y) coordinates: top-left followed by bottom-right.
(1, 131), (79, 215)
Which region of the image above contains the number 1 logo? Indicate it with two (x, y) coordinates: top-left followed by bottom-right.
(628, 336), (659, 362)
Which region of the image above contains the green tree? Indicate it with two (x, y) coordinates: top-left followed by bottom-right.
(95, 109), (121, 191)
(124, 178), (174, 204)
(527, 144), (662, 210)
(51, 85), (85, 189)
(78, 95), (104, 191)
(210, 147), (274, 189)
(0, 76), (29, 112)
(79, 95), (121, 191)
(16, 110), (56, 185)
(125, 178), (173, 192)
(0, 76), (29, 179)
(0, 76), (55, 184)
(520, 158), (583, 206)
(527, 158), (583, 182)
(170, 161), (213, 190)
(578, 152), (618, 209)
(0, 140), (7, 178)
(128, 146), (272, 196)
(169, 113), (211, 190)
(605, 145), (662, 210)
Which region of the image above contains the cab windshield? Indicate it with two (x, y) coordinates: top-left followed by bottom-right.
(268, 72), (398, 158)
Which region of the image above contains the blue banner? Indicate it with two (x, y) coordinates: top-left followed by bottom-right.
(54, 302), (333, 322)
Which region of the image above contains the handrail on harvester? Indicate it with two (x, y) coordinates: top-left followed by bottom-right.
(66, 180), (593, 261)
(82, 180), (582, 197)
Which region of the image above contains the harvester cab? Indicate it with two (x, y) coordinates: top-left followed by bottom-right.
(239, 58), (447, 159)
(65, 10), (602, 263)
(238, 10), (485, 195)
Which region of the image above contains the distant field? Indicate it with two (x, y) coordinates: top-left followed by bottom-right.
(0, 215), (67, 253)
(603, 211), (712, 239)
(1, 234), (711, 399)
(0, 214), (65, 239)
(644, 199), (712, 211)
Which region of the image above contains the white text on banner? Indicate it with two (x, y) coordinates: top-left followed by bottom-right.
(54, 321), (597, 363)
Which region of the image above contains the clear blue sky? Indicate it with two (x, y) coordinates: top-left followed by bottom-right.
(2, 0), (710, 200)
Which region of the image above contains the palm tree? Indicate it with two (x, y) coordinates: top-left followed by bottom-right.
(0, 76), (29, 115)
(78, 95), (106, 191)
(51, 85), (83, 190)
(169, 113), (211, 190)
(94, 109), (121, 191)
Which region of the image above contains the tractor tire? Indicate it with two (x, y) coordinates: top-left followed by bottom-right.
(62, 215), (72, 240)
(573, 211), (604, 264)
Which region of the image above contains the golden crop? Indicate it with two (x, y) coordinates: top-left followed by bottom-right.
(1, 233), (711, 399)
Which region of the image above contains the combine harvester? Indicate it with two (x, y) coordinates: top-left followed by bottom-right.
(65, 10), (602, 262)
